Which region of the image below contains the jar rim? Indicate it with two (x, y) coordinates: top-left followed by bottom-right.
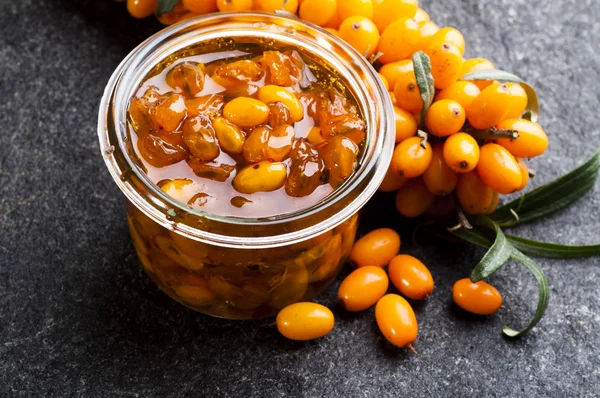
(98, 12), (394, 248)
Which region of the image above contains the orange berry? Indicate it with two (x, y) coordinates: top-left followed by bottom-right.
(217, 0), (253, 11)
(495, 119), (548, 158)
(423, 144), (457, 195)
(427, 194), (457, 217)
(460, 58), (495, 90)
(378, 73), (390, 90)
(324, 27), (339, 36)
(504, 83), (528, 119)
(127, 0), (157, 18)
(413, 8), (430, 25)
(391, 137), (432, 178)
(443, 132), (480, 173)
(377, 17), (422, 64)
(350, 228), (401, 268)
(372, 0), (418, 32)
(456, 171), (497, 215)
(182, 0), (218, 14)
(430, 27), (465, 55)
(276, 303), (334, 340)
(254, 0), (299, 13)
(379, 165), (408, 192)
(392, 68), (423, 113)
(419, 21), (440, 46)
(379, 59), (413, 89)
(338, 16), (380, 58)
(467, 82), (512, 129)
(395, 178), (435, 217)
(176, 12), (200, 22)
(338, 266), (389, 311)
(375, 294), (418, 349)
(476, 143), (522, 194)
(516, 158), (529, 191)
(452, 278), (502, 315)
(324, 10), (342, 29)
(299, 0), (337, 27)
(424, 41), (463, 89)
(388, 255), (434, 300)
(424, 99), (466, 137)
(337, 0), (373, 20)
(435, 81), (480, 114)
(394, 106), (418, 143)
(388, 91), (398, 106)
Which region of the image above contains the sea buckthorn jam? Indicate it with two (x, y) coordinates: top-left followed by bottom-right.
(127, 40), (367, 218)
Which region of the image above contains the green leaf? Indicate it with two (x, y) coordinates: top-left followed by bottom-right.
(156, 0), (178, 16)
(449, 225), (493, 248)
(506, 235), (600, 258)
(503, 249), (550, 338)
(491, 149), (600, 225)
(412, 51), (435, 126)
(461, 69), (539, 122)
(470, 218), (512, 282)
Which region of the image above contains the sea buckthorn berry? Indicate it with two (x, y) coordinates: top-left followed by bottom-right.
(424, 99), (466, 137)
(424, 41), (464, 90)
(379, 166), (408, 192)
(431, 27), (465, 55)
(456, 171), (497, 214)
(377, 18), (422, 64)
(350, 228), (401, 268)
(452, 278), (502, 315)
(127, 0), (157, 19)
(423, 144), (457, 195)
(182, 0), (218, 14)
(285, 140), (326, 197)
(175, 284), (216, 307)
(419, 21), (440, 46)
(504, 83), (528, 119)
(138, 131), (189, 168)
(467, 82), (512, 129)
(460, 58), (495, 90)
(484, 192), (500, 214)
(213, 60), (265, 87)
(339, 17), (380, 58)
(306, 126), (326, 145)
(338, 0), (374, 20)
(495, 119), (548, 158)
(155, 94), (187, 131)
(320, 135), (359, 187)
(427, 194), (457, 217)
(217, 0), (253, 11)
(160, 179), (193, 203)
(443, 132), (480, 173)
(378, 73), (390, 91)
(338, 266), (389, 311)
(375, 294), (418, 349)
(324, 28), (339, 36)
(182, 115), (220, 161)
(394, 106), (418, 143)
(435, 81), (480, 114)
(254, 0), (299, 13)
(128, 97), (156, 135)
(223, 97), (270, 128)
(299, 0), (337, 27)
(266, 124), (295, 161)
(213, 117), (245, 155)
(379, 59), (413, 90)
(393, 71), (422, 113)
(477, 143), (522, 194)
(372, 0), (418, 32)
(243, 126), (270, 163)
(321, 114), (366, 144)
(516, 158), (529, 190)
(391, 137), (432, 178)
(158, 4), (188, 25)
(388, 255), (434, 300)
(166, 62), (205, 97)
(186, 94), (225, 117)
(176, 12), (200, 23)
(395, 178), (435, 217)
(233, 161), (287, 194)
(276, 303), (334, 341)
(257, 85), (304, 122)
(413, 8), (430, 25)
(268, 102), (293, 128)
(325, 11), (342, 29)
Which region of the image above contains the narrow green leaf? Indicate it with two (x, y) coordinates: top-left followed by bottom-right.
(449, 225), (493, 248)
(156, 0), (178, 16)
(506, 235), (600, 258)
(412, 51), (435, 126)
(461, 69), (539, 122)
(470, 218), (512, 282)
(503, 249), (550, 338)
(491, 149), (600, 225)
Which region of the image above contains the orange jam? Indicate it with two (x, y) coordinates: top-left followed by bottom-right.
(127, 41), (367, 218)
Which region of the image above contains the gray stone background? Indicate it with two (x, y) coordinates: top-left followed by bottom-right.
(1, 0), (599, 396)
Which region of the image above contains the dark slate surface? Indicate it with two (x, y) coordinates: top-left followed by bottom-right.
(1, 0), (599, 396)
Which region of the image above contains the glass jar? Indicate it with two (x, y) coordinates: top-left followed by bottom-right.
(98, 12), (394, 319)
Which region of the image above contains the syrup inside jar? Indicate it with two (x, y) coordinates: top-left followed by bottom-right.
(127, 39), (367, 218)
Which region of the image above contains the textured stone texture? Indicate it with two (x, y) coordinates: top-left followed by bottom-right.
(1, 0), (599, 396)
